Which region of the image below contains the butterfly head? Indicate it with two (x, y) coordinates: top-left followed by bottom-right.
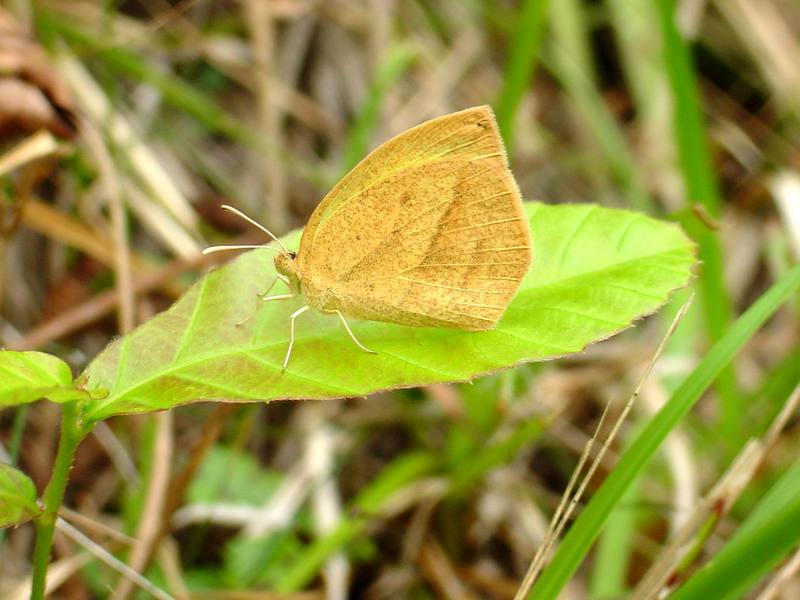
(275, 250), (301, 294)
(201, 205), (303, 292)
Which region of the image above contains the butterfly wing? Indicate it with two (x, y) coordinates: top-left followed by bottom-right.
(297, 106), (531, 330)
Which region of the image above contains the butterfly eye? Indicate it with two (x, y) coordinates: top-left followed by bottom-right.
(288, 251), (297, 259)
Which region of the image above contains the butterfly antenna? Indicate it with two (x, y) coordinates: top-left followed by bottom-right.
(219, 204), (289, 254)
(201, 244), (282, 255)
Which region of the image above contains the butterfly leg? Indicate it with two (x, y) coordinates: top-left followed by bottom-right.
(236, 276), (294, 326)
(262, 294), (295, 303)
(324, 309), (377, 355)
(257, 274), (290, 298)
(283, 305), (311, 372)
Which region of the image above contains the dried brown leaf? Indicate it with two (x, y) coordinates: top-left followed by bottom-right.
(0, 7), (76, 139)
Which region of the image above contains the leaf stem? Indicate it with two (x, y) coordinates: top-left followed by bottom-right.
(30, 402), (87, 600)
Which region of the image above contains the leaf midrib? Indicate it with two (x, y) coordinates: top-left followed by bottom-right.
(0, 354), (61, 388)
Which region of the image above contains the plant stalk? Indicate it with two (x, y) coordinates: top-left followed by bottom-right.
(29, 402), (87, 600)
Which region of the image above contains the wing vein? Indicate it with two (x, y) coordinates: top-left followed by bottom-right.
(397, 276), (505, 294)
(427, 245), (531, 257)
(405, 200), (517, 237)
(331, 121), (496, 217)
(396, 187), (514, 239)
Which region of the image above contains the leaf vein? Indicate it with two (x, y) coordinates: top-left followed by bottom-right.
(173, 276), (210, 362)
(557, 204), (598, 268)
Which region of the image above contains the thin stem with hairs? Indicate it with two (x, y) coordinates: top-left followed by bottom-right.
(29, 402), (89, 600)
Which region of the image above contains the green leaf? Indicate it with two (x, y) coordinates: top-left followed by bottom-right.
(187, 446), (282, 505)
(0, 463), (41, 527)
(82, 203), (696, 422)
(495, 0), (551, 150)
(0, 351), (86, 407)
(341, 45), (416, 174)
(657, 0), (739, 436)
(224, 532), (303, 588)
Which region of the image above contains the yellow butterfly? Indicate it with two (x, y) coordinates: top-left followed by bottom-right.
(204, 106), (532, 370)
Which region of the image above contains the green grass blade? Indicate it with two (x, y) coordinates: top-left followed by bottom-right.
(527, 263), (800, 599)
(39, 10), (243, 139)
(657, 0), (722, 217)
(341, 45), (416, 174)
(37, 9), (323, 186)
(607, 0), (664, 123)
(746, 343), (800, 437)
(589, 470), (640, 598)
(548, 0), (654, 212)
(495, 0), (551, 150)
(671, 458), (800, 599)
(656, 0), (740, 435)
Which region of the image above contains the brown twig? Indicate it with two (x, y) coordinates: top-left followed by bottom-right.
(110, 412), (174, 600)
(79, 116), (135, 334)
(244, 0), (288, 231)
(162, 403), (239, 521)
(417, 536), (479, 600)
(18, 196), (185, 297)
(6, 255), (199, 350)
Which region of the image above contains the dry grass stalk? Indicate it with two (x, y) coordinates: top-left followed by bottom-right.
(79, 117), (135, 333)
(514, 297), (693, 599)
(631, 383), (800, 598)
(56, 53), (199, 236)
(244, 0), (288, 231)
(0, 130), (61, 176)
(110, 411), (174, 600)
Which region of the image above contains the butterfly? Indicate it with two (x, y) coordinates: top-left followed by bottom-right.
(204, 106), (532, 370)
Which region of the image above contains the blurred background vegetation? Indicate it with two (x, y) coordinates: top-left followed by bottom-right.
(0, 0), (798, 598)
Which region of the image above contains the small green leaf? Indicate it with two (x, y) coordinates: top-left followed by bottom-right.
(224, 532), (303, 588)
(82, 203), (696, 422)
(0, 463), (41, 527)
(187, 446), (282, 505)
(0, 351), (86, 407)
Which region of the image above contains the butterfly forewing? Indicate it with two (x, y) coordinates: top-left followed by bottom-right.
(297, 106), (532, 330)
